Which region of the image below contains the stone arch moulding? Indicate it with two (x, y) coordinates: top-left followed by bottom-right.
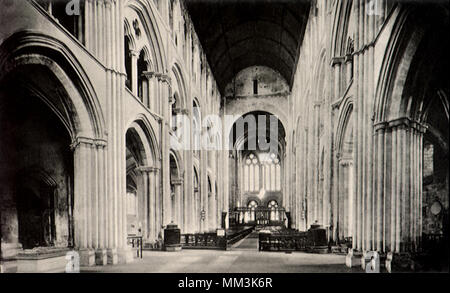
(331, 0), (353, 58)
(171, 62), (188, 109)
(169, 149), (184, 179)
(373, 7), (424, 123)
(124, 18), (137, 51)
(0, 30), (106, 141)
(335, 96), (354, 157)
(125, 114), (161, 165)
(225, 106), (288, 143)
(246, 197), (261, 207)
(125, 0), (167, 74)
(16, 167), (58, 189)
(312, 49), (328, 95)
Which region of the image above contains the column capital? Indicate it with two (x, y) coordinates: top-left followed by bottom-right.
(136, 166), (159, 173)
(344, 54), (353, 63)
(94, 138), (108, 148)
(142, 71), (157, 79)
(70, 136), (96, 150)
(172, 108), (189, 115)
(339, 159), (353, 167)
(331, 56), (345, 67)
(410, 120), (428, 133)
(384, 117), (427, 133)
(313, 100), (323, 108)
(156, 73), (171, 85)
(387, 117), (410, 129)
(171, 178), (184, 185)
(129, 50), (140, 58)
(373, 121), (388, 132)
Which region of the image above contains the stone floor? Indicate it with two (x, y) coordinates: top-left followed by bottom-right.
(81, 249), (361, 273)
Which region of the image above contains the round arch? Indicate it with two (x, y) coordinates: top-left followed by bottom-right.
(0, 32), (105, 140)
(335, 97), (354, 157)
(170, 63), (188, 109)
(125, 115), (161, 167)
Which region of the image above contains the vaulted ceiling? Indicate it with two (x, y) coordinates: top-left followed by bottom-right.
(185, 0), (311, 95)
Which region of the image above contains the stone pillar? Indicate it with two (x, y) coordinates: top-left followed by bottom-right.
(136, 166), (157, 242)
(130, 50), (139, 96)
(94, 139), (108, 266)
(372, 118), (426, 253)
(71, 137), (96, 267)
(200, 153), (208, 233)
(313, 101), (321, 223)
(332, 153), (340, 243)
(153, 168), (161, 241)
(374, 123), (387, 251)
(339, 160), (354, 239)
(158, 74), (172, 228)
(142, 71), (155, 110)
(303, 126), (309, 230)
(172, 179), (183, 228)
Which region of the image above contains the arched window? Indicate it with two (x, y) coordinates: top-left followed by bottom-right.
(124, 36), (132, 90)
(260, 152), (281, 192)
(193, 168), (200, 231)
(248, 200), (258, 222)
(38, 1), (84, 42)
(137, 50), (147, 101)
(244, 153), (260, 192)
(268, 200), (279, 222)
(268, 200), (278, 209)
(169, 0), (175, 31)
(171, 93), (178, 131)
(192, 100), (201, 155)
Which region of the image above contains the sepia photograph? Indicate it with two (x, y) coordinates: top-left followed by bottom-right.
(0, 0), (448, 284)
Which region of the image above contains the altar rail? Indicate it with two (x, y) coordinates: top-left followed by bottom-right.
(259, 231), (308, 252)
(181, 233), (226, 250)
(181, 226), (255, 250)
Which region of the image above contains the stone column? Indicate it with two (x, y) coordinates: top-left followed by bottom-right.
(373, 118), (426, 253)
(142, 71), (158, 109)
(332, 153), (340, 243)
(313, 101), (321, 223)
(201, 151), (209, 232)
(71, 137), (97, 266)
(153, 168), (161, 241)
(338, 160), (346, 240)
(94, 139), (108, 265)
(130, 50), (139, 96)
(157, 74), (172, 227)
(374, 123), (387, 251)
(172, 179), (184, 228)
(135, 166), (150, 241)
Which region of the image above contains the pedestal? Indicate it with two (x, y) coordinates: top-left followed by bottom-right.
(0, 243), (21, 273)
(107, 248), (118, 265)
(164, 223), (182, 251)
(95, 249), (107, 266)
(345, 249), (361, 268)
(307, 223), (328, 253)
(79, 249), (95, 267)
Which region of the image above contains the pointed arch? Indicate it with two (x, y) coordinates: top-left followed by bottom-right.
(124, 0), (168, 73)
